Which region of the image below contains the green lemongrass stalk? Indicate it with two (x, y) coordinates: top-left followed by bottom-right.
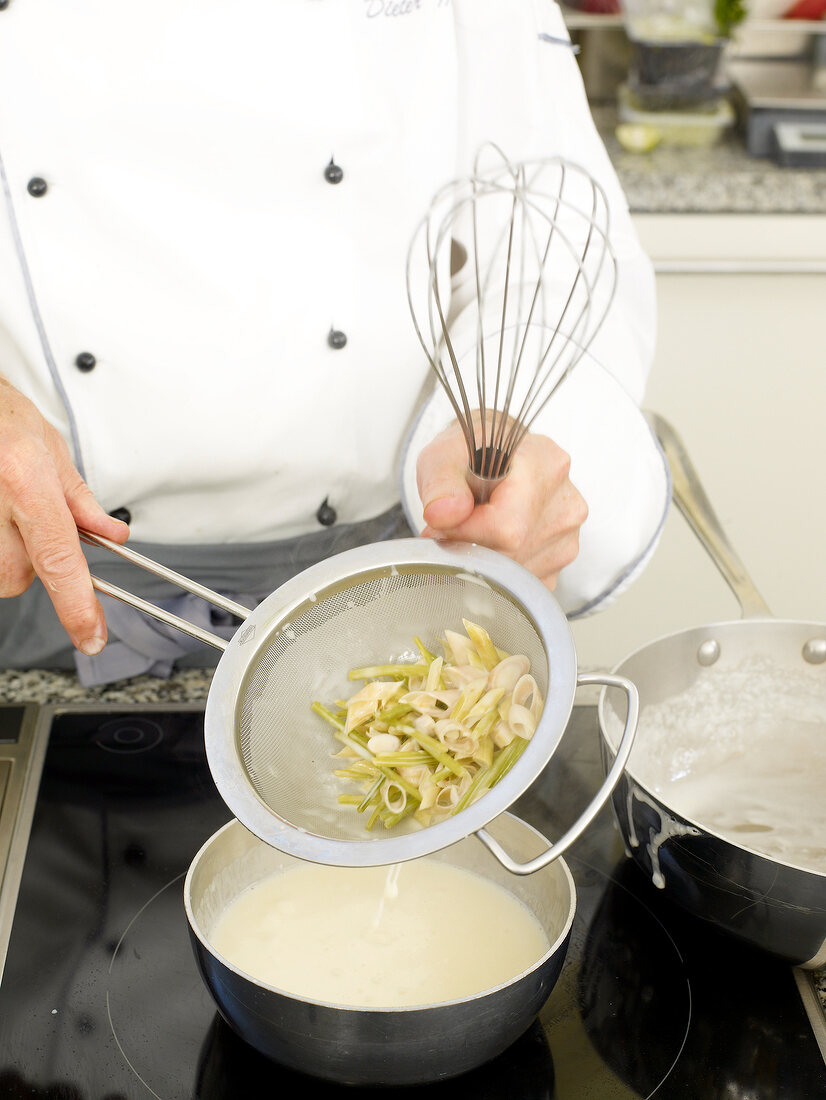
(312, 701), (345, 731)
(488, 736), (529, 785)
(464, 688), (505, 728)
(373, 702), (414, 723)
(473, 707), (501, 740)
(358, 775), (384, 813)
(381, 801), (419, 829)
(373, 751), (432, 767)
(425, 655), (444, 693)
(382, 781), (408, 815)
(472, 736), (494, 768)
(333, 766), (378, 781)
(463, 619), (500, 670)
(365, 802), (384, 831)
(327, 722), (374, 758)
(451, 683), (486, 724)
(338, 794), (366, 806)
(348, 663), (428, 680)
(375, 765), (422, 800)
(405, 728), (466, 777)
(414, 636), (436, 663)
(330, 730), (374, 762)
(451, 765), (493, 815)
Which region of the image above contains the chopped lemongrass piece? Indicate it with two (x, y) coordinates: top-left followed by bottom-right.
(312, 701), (345, 731)
(451, 684), (486, 724)
(414, 636), (437, 663)
(314, 619), (543, 834)
(331, 731), (375, 762)
(375, 766), (422, 800)
(452, 765), (493, 815)
(367, 732), (402, 755)
(382, 805), (417, 829)
(406, 728), (466, 777)
(425, 656), (443, 693)
(334, 768), (378, 781)
(489, 737), (529, 785)
(462, 619), (500, 670)
(463, 688), (505, 727)
(473, 707), (501, 741)
(472, 736), (494, 769)
(382, 782), (408, 815)
(373, 751), (433, 767)
(375, 702), (414, 724)
(348, 663), (428, 681)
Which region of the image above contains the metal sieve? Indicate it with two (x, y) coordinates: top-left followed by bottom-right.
(80, 534), (639, 873)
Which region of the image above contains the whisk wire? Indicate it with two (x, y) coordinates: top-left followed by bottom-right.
(494, 172), (562, 469)
(406, 147), (617, 501)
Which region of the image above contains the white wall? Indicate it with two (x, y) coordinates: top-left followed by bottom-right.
(571, 213), (826, 673)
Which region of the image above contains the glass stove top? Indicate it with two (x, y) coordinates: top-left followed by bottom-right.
(0, 702), (824, 1099)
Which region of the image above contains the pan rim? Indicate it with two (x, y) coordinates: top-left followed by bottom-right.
(599, 617), (826, 880)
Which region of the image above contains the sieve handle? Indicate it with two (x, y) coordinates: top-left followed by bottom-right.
(474, 672), (639, 875)
(79, 529), (254, 652)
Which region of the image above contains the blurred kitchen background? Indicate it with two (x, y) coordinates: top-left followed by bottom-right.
(558, 0), (826, 675)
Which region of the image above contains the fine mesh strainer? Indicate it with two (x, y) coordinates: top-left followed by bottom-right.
(80, 533), (639, 873)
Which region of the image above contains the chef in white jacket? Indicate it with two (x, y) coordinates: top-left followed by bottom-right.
(0, 0), (668, 684)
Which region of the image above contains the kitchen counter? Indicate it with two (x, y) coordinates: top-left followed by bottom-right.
(592, 104), (826, 215)
(0, 666), (213, 707)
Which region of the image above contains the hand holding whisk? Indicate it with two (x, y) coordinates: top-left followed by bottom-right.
(406, 146), (617, 504)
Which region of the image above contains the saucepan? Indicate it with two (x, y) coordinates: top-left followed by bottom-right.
(184, 813), (575, 1086)
(599, 412), (826, 967)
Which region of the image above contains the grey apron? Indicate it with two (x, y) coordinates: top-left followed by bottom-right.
(0, 505), (412, 685)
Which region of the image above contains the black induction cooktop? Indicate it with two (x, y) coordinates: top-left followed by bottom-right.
(0, 702), (824, 1099)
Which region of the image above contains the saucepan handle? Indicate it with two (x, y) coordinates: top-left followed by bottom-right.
(474, 672), (639, 875)
(78, 529), (253, 652)
(645, 411), (772, 620)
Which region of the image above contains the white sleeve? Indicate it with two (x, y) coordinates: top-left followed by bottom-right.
(399, 0), (670, 616)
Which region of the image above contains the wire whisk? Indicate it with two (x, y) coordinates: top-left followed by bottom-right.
(406, 146), (618, 502)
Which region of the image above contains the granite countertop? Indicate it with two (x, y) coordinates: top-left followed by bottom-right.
(592, 104), (826, 215)
(0, 666), (214, 707)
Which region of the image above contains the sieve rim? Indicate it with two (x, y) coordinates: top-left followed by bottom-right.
(203, 538), (578, 867)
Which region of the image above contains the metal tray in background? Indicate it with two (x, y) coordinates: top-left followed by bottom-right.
(729, 57), (826, 160)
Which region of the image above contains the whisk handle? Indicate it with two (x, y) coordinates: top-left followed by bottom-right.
(466, 467), (506, 505)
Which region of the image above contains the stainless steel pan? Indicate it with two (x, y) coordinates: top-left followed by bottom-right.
(599, 413), (826, 967)
(184, 813), (576, 1086)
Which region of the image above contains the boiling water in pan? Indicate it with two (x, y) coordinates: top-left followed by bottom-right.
(629, 654), (826, 871)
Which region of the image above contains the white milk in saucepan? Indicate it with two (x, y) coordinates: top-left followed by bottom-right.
(627, 654), (826, 871)
(210, 860), (550, 1007)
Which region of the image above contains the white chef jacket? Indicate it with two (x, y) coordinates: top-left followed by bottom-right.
(0, 0), (668, 616)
